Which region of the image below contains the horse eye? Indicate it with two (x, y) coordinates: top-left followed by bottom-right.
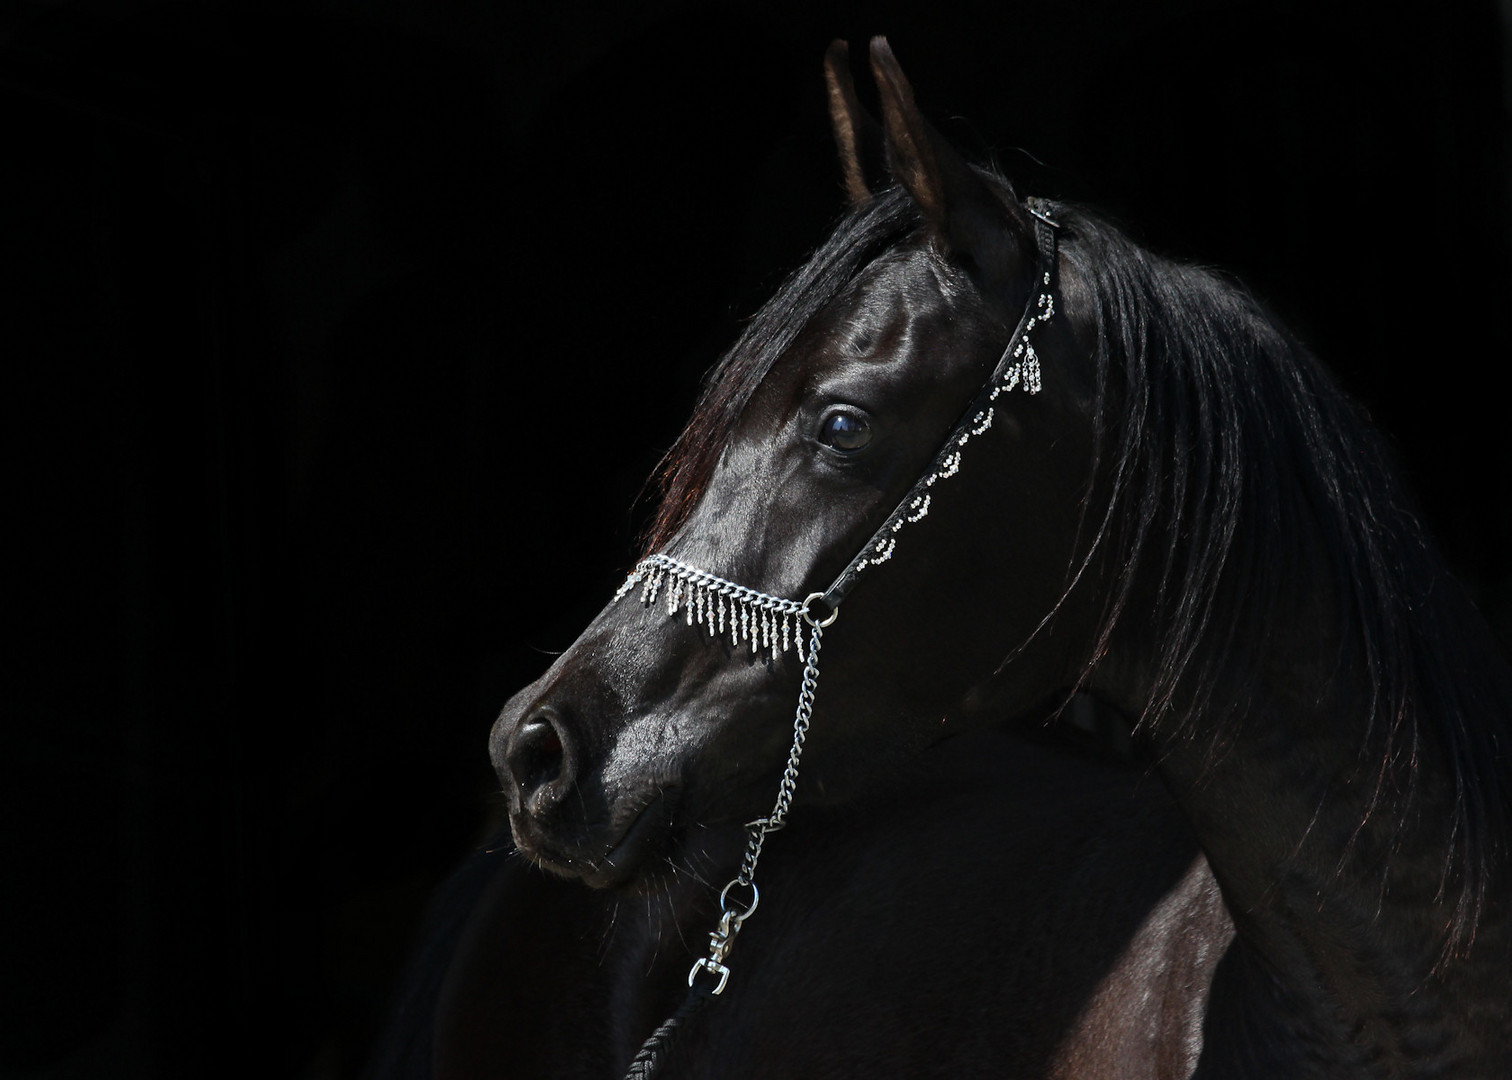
(818, 409), (872, 452)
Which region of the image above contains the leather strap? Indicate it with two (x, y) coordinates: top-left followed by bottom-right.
(813, 201), (1060, 617)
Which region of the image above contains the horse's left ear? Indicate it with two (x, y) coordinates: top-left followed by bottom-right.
(869, 37), (1029, 289)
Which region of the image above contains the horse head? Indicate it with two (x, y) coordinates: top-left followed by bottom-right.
(491, 39), (1110, 891)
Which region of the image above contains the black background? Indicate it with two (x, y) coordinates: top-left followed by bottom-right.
(4, 2), (1508, 1077)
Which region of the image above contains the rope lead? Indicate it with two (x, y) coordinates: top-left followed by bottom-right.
(622, 980), (718, 1080)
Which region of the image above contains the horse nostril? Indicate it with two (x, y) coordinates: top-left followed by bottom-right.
(507, 711), (578, 813)
(519, 723), (563, 788)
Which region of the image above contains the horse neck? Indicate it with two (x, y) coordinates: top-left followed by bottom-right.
(1090, 537), (1512, 1071)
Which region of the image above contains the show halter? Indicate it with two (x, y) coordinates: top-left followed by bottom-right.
(618, 202), (1059, 1080)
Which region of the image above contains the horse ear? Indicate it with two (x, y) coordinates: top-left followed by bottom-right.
(824, 40), (884, 207)
(868, 37), (1028, 283)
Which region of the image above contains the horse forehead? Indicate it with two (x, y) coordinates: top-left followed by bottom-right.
(836, 248), (972, 333)
(803, 250), (989, 375)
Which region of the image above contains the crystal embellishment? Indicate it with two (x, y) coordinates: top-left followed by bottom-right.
(614, 553), (809, 662)
(851, 284), (1052, 573)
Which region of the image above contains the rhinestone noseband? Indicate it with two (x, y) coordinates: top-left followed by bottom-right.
(614, 203), (1060, 1013)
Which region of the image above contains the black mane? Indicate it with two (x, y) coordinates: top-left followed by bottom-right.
(1055, 201), (1511, 949)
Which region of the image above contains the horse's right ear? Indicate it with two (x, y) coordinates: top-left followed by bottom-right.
(824, 40), (884, 207)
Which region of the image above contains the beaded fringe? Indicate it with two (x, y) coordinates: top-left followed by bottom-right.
(614, 554), (807, 662)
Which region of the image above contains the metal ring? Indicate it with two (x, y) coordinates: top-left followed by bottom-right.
(719, 879), (760, 921)
(800, 592), (839, 628)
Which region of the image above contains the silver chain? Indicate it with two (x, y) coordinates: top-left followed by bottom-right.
(739, 616), (824, 880)
(615, 560), (839, 995)
(686, 607), (830, 995)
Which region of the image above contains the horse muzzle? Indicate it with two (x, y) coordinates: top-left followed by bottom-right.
(491, 690), (686, 890)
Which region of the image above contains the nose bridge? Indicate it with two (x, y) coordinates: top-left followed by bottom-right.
(672, 447), (809, 593)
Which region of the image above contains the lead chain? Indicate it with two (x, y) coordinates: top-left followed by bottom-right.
(685, 615), (826, 997)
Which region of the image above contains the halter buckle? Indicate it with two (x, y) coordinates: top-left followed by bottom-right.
(1026, 198), (1060, 228)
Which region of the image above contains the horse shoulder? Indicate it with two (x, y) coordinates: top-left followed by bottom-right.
(1048, 854), (1232, 1080)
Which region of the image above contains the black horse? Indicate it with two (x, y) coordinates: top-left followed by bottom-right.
(385, 38), (1511, 1079)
